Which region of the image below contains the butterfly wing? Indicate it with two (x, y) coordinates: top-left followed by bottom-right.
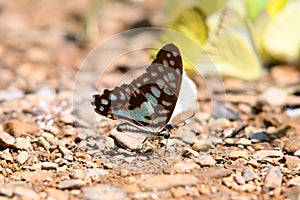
(155, 7), (207, 73)
(201, 7), (262, 80)
(93, 43), (183, 133)
(263, 1), (300, 63)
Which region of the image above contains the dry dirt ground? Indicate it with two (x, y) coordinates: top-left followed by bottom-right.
(0, 1), (299, 200)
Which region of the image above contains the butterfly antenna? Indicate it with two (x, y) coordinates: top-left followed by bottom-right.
(173, 113), (195, 127)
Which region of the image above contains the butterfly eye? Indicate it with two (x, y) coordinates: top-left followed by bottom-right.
(161, 130), (171, 139)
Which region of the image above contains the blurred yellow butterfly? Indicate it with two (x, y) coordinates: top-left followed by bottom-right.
(250, 0), (288, 65)
(154, 7), (207, 73)
(263, 0), (300, 64)
(157, 6), (263, 80)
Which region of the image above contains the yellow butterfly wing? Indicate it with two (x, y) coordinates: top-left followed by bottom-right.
(246, 0), (268, 21)
(265, 0), (287, 18)
(157, 5), (262, 80)
(155, 7), (208, 72)
(251, 0), (287, 64)
(263, 1), (300, 63)
(164, 0), (225, 23)
(200, 8), (262, 80)
(169, 7), (207, 45)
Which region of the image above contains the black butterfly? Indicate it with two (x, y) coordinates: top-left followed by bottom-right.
(92, 43), (183, 138)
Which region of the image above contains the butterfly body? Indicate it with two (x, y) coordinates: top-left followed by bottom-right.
(93, 43), (183, 137)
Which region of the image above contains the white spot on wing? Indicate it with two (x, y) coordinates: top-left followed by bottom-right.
(168, 72), (175, 81)
(101, 99), (109, 105)
(159, 109), (169, 114)
(163, 75), (168, 82)
(110, 94), (117, 101)
(158, 66), (164, 72)
(163, 60), (169, 66)
(170, 82), (176, 88)
(151, 72), (158, 77)
(99, 106), (104, 111)
(156, 79), (164, 89)
(151, 86), (161, 98)
(143, 77), (149, 82)
(162, 100), (172, 106)
(172, 51), (178, 57)
(119, 91), (125, 100)
(170, 60), (175, 66)
(125, 87), (131, 94)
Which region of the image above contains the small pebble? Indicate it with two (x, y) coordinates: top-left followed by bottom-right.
(173, 160), (200, 173)
(234, 175), (246, 185)
(0, 132), (15, 148)
(284, 139), (300, 154)
(247, 159), (258, 167)
(259, 87), (287, 107)
(41, 162), (58, 170)
(0, 149), (13, 161)
(58, 179), (85, 189)
(294, 149), (300, 156)
(14, 185), (40, 200)
(3, 119), (40, 137)
(105, 137), (115, 150)
(243, 167), (258, 182)
(110, 128), (146, 150)
(82, 184), (127, 200)
(85, 168), (108, 178)
(270, 66), (300, 85)
(285, 155), (300, 171)
(15, 137), (32, 150)
(37, 136), (51, 150)
(192, 139), (213, 151)
(182, 148), (199, 158)
(253, 150), (283, 163)
(17, 151), (29, 164)
(229, 150), (248, 160)
(123, 157), (136, 163)
(197, 153), (217, 167)
(263, 166), (282, 192)
(171, 186), (187, 198)
(59, 146), (73, 161)
(224, 138), (251, 146)
(59, 114), (75, 125)
(287, 176), (300, 187)
(138, 175), (198, 190)
(238, 184), (257, 193)
(194, 167), (233, 179)
(45, 188), (68, 200)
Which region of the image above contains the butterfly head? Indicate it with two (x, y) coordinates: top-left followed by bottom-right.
(159, 113), (195, 139)
(160, 124), (175, 139)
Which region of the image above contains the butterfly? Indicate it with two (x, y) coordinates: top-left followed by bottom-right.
(262, 0), (300, 64)
(154, 6), (207, 73)
(157, 5), (262, 80)
(92, 43), (183, 139)
(201, 7), (262, 80)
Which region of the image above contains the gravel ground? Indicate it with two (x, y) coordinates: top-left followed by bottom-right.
(0, 1), (299, 200)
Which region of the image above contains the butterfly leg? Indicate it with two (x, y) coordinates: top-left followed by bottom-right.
(159, 127), (173, 159)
